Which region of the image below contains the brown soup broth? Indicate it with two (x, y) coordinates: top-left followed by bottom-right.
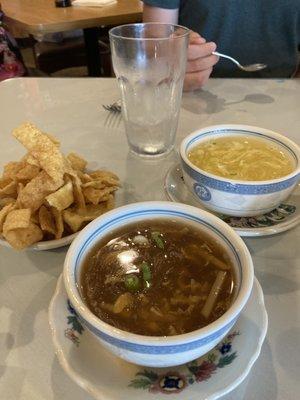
(80, 219), (236, 336)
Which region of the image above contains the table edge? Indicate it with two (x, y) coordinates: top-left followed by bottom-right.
(5, 12), (142, 35)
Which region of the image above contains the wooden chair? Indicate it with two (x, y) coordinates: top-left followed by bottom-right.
(33, 32), (112, 76)
(33, 36), (87, 75)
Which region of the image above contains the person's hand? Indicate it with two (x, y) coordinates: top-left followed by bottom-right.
(184, 32), (219, 91)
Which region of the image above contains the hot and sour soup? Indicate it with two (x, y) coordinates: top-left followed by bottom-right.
(80, 219), (236, 336)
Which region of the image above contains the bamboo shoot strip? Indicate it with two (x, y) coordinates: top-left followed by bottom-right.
(201, 271), (227, 319)
(113, 292), (133, 314)
(204, 253), (230, 270)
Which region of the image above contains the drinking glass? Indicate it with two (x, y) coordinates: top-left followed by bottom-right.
(109, 23), (189, 157)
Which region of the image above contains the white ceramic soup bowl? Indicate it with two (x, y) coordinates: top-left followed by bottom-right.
(180, 124), (300, 217)
(64, 201), (253, 367)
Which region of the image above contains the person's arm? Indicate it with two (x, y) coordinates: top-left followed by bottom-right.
(143, 4), (179, 24)
(143, 2), (218, 91)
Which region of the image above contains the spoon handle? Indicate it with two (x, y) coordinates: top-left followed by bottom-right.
(212, 51), (241, 68)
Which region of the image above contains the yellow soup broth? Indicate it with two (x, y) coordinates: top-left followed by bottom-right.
(188, 136), (294, 181)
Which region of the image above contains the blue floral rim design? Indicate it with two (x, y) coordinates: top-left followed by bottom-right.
(128, 331), (240, 393)
(71, 208), (243, 354)
(75, 310), (236, 354)
(182, 162), (299, 195)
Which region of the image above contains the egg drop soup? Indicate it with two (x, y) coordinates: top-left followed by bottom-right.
(80, 219), (236, 336)
(188, 135), (294, 181)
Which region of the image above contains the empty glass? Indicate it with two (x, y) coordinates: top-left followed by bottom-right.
(109, 23), (189, 157)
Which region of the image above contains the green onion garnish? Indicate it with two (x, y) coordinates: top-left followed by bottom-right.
(151, 231), (164, 249)
(141, 261), (152, 286)
(125, 274), (140, 292)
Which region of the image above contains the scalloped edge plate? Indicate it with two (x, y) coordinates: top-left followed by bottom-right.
(49, 275), (267, 400)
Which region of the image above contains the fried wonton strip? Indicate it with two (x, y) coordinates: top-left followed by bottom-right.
(44, 132), (60, 147)
(22, 153), (40, 167)
(83, 186), (117, 205)
(2, 162), (25, 180)
(67, 152), (87, 172)
(12, 122), (65, 183)
(63, 203), (109, 232)
(89, 170), (119, 181)
(0, 197), (15, 208)
(3, 209), (31, 235)
(51, 207), (64, 239)
(0, 177), (12, 190)
(45, 180), (74, 211)
(30, 211), (40, 225)
(39, 206), (56, 236)
(17, 183), (24, 196)
(106, 194), (115, 211)
(4, 222), (43, 250)
(62, 208), (83, 232)
(17, 171), (63, 212)
(16, 164), (40, 181)
(0, 180), (17, 197)
(0, 203), (15, 231)
(68, 174), (86, 211)
(77, 172), (92, 183)
(82, 175), (120, 189)
(201, 271), (227, 319)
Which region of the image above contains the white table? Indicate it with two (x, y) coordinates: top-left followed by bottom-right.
(0, 78), (299, 400)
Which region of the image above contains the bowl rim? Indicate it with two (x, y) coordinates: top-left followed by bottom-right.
(63, 201), (254, 346)
(180, 124), (300, 186)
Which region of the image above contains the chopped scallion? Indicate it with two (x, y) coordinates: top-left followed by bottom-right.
(151, 231), (164, 249)
(141, 261), (152, 285)
(125, 274), (140, 293)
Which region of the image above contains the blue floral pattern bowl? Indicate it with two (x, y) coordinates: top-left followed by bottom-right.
(63, 201), (253, 367)
(180, 125), (300, 217)
(164, 164), (300, 237)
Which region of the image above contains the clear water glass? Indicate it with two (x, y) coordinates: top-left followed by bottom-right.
(109, 23), (189, 157)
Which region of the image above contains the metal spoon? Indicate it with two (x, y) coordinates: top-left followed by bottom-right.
(213, 51), (267, 72)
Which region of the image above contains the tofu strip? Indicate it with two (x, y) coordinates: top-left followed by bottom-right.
(201, 271), (227, 319)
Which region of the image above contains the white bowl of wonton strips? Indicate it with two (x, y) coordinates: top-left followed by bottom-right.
(180, 124), (300, 217)
(64, 201), (253, 367)
(0, 122), (120, 250)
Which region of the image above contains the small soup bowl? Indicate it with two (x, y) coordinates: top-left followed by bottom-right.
(180, 124), (300, 217)
(64, 201), (253, 367)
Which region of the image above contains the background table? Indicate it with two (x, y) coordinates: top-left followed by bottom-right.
(1, 0), (142, 76)
(0, 77), (299, 400)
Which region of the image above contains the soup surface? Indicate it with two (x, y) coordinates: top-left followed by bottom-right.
(188, 135), (294, 181)
(80, 219), (236, 336)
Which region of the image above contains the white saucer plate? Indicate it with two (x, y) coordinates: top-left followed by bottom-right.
(0, 232), (78, 251)
(49, 275), (267, 400)
(165, 164), (300, 237)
